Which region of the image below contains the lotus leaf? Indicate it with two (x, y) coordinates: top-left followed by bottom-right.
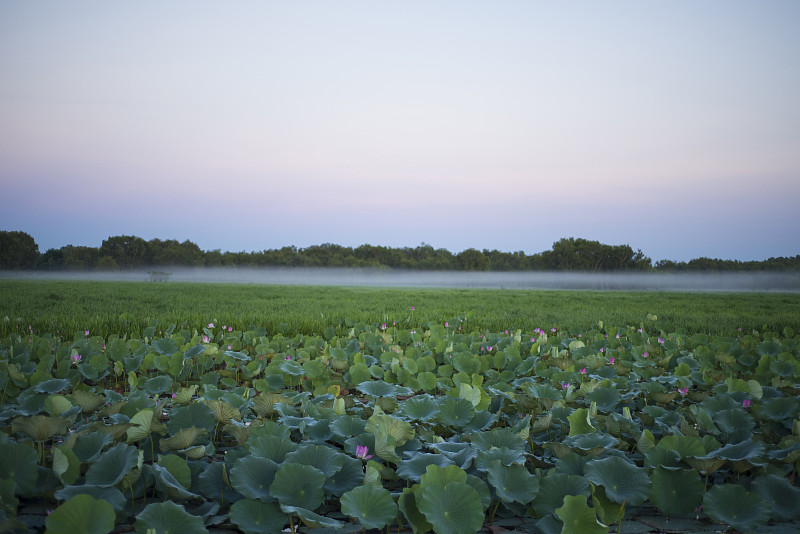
(584, 456), (651, 506)
(229, 499), (286, 534)
(657, 434), (705, 459)
(196, 461), (241, 504)
(126, 408), (154, 443)
(567, 407), (596, 436)
(485, 459), (539, 505)
(0, 442), (38, 495)
(703, 483), (769, 532)
(397, 453), (454, 482)
(584, 387), (621, 412)
(436, 396), (476, 428)
(400, 394), (440, 421)
(247, 433), (297, 462)
(470, 427), (525, 451)
(555, 495), (608, 534)
(230, 455), (279, 502)
(157, 454), (192, 491)
(135, 501), (209, 534)
(150, 462), (197, 499)
(418, 481), (484, 534)
(70, 390), (105, 413)
(279, 505), (345, 529)
(54, 484), (127, 513)
(561, 432), (617, 454)
(12, 414), (69, 441)
(714, 408), (755, 442)
(166, 402), (217, 434)
(340, 484), (398, 530)
(52, 446), (80, 485)
(752, 474), (800, 521)
(324, 454), (364, 496)
(72, 431), (114, 462)
(475, 446), (525, 470)
(270, 463), (326, 510)
(33, 378), (71, 394)
(142, 375), (173, 395)
(708, 439), (765, 462)
(590, 483), (626, 526)
(554, 453), (590, 475)
(399, 486), (434, 534)
(284, 443), (344, 478)
(85, 443), (139, 488)
(159, 427), (206, 452)
(533, 473), (590, 517)
(45, 494), (116, 534)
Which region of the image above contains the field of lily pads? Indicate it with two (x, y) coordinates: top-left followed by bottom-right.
(1, 284), (800, 533)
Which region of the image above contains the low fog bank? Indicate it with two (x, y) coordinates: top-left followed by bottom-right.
(2, 268), (800, 292)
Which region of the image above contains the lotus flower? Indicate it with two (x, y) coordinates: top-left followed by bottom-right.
(608, 357), (615, 364)
(678, 387), (688, 396)
(71, 353), (82, 365)
(355, 445), (373, 460)
(742, 399), (751, 408)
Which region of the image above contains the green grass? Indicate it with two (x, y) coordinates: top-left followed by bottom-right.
(2, 279), (798, 339)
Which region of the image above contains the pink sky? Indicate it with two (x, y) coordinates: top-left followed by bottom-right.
(1, 1), (798, 261)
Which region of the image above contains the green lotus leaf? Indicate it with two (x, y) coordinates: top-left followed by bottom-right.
(85, 443), (139, 488)
(278, 359), (305, 376)
(0, 442), (39, 495)
(230, 455), (279, 502)
(159, 427), (206, 452)
(760, 396), (799, 422)
(714, 408), (755, 442)
(590, 483), (625, 526)
(357, 380), (396, 397)
(284, 443), (344, 478)
(752, 474), (800, 521)
(229, 499), (286, 534)
(555, 494), (608, 534)
(69, 390), (105, 413)
(126, 408), (154, 443)
(584, 387), (621, 412)
(756, 341), (781, 356)
(202, 399), (241, 424)
(475, 447), (525, 470)
(584, 456), (651, 506)
(436, 397), (475, 428)
(419, 464), (468, 487)
(341, 484), (399, 530)
(54, 484), (127, 513)
(485, 459), (539, 505)
(399, 486), (434, 534)
(142, 375), (173, 395)
(197, 462), (242, 504)
(324, 454), (364, 497)
(400, 394), (440, 421)
(157, 454), (192, 491)
(279, 505), (345, 529)
(419, 481), (484, 534)
(33, 378), (71, 394)
(47, 394), (76, 416)
(12, 414), (69, 441)
(657, 434), (705, 459)
(533, 473), (590, 517)
(567, 408), (596, 436)
(562, 432), (617, 453)
(152, 338), (179, 356)
(52, 446), (81, 485)
(270, 463), (326, 510)
(469, 427), (525, 451)
(708, 439), (765, 462)
(134, 501), (209, 534)
(45, 494), (116, 534)
(330, 415), (367, 438)
(770, 359), (795, 377)
(247, 433), (298, 462)
(644, 446), (682, 470)
(397, 453), (453, 482)
(166, 403), (217, 433)
(462, 409), (498, 432)
(72, 432), (114, 462)
(149, 462), (197, 500)
(224, 350), (251, 362)
(172, 385), (197, 406)
(703, 483), (769, 533)
(365, 414), (415, 447)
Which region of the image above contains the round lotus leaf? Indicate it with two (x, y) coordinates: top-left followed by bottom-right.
(436, 397), (475, 428)
(54, 484), (127, 513)
(230, 455), (279, 502)
(562, 432), (617, 453)
(33, 378), (71, 394)
(229, 499), (286, 534)
(419, 464), (468, 487)
(397, 453), (454, 482)
(279, 505), (345, 529)
(247, 433), (298, 462)
(142, 375), (173, 395)
(419, 481), (484, 534)
(470, 427), (525, 451)
(584, 456), (651, 506)
(356, 380), (396, 397)
(197, 462), (242, 504)
(135, 501), (209, 534)
(330, 415), (367, 438)
(475, 446), (525, 470)
(703, 483), (769, 532)
(45, 494), (116, 534)
(584, 387), (621, 412)
(85, 443), (139, 488)
(340, 484), (399, 530)
(485, 460), (540, 505)
(533, 473), (590, 517)
(714, 408), (755, 442)
(149, 462), (197, 500)
(167, 402), (217, 434)
(72, 431), (114, 462)
(400, 394), (440, 421)
(0, 442), (39, 496)
(12, 414), (69, 441)
(284, 443), (344, 478)
(709, 439), (765, 463)
(554, 494), (608, 534)
(554, 453), (590, 476)
(270, 463), (326, 510)
(752, 474), (800, 521)
(760, 396), (799, 422)
(644, 446), (682, 470)
(324, 454), (364, 497)
(399, 487), (434, 534)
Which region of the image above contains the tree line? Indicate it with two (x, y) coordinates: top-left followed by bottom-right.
(1, 230), (798, 272)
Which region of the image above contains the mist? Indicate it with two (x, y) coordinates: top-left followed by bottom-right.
(2, 268), (799, 292)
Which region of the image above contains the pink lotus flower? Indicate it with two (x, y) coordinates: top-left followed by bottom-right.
(355, 445), (373, 459)
(678, 387), (688, 396)
(410, 306), (415, 311)
(381, 323), (387, 330)
(202, 335), (210, 343)
(580, 368), (587, 375)
(285, 355), (291, 360)
(445, 322), (449, 327)
(84, 330), (89, 336)
(551, 327), (557, 332)
(599, 347), (604, 353)
(742, 399), (751, 408)
(642, 351), (648, 358)
(71, 353), (82, 365)
(561, 383), (570, 390)
(658, 337), (664, 344)
(608, 357), (615, 364)
(208, 323), (214, 328)
(638, 328), (642, 333)
(577, 333), (582, 338)
(228, 326), (233, 332)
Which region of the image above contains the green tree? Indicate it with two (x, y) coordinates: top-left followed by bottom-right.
(99, 235), (150, 268)
(0, 230), (40, 269)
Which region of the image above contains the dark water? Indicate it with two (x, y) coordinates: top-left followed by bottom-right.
(2, 268), (799, 292)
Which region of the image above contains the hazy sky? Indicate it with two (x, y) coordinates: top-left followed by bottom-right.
(2, 1), (798, 262)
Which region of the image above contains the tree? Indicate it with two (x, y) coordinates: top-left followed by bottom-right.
(0, 230), (40, 269)
(99, 235), (150, 268)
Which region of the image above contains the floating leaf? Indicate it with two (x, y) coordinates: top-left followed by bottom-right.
(555, 494), (608, 534)
(340, 484), (399, 530)
(229, 499), (286, 534)
(584, 456), (651, 506)
(45, 494), (116, 534)
(134, 501), (209, 534)
(284, 443), (344, 478)
(269, 463), (326, 510)
(533, 473), (590, 517)
(230, 455), (279, 502)
(485, 460), (539, 505)
(397, 453), (453, 482)
(436, 397), (475, 428)
(418, 481), (484, 534)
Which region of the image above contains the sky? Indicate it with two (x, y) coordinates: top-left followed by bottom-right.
(1, 1), (799, 263)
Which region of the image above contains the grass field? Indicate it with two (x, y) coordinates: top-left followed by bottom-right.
(2, 279), (798, 339)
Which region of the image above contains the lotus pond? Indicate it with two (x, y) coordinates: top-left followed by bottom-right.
(1, 311), (800, 533)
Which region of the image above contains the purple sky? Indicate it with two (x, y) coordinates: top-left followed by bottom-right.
(2, 1), (799, 262)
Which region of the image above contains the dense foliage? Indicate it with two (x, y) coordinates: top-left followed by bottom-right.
(3, 231), (799, 271)
(1, 309), (799, 533)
